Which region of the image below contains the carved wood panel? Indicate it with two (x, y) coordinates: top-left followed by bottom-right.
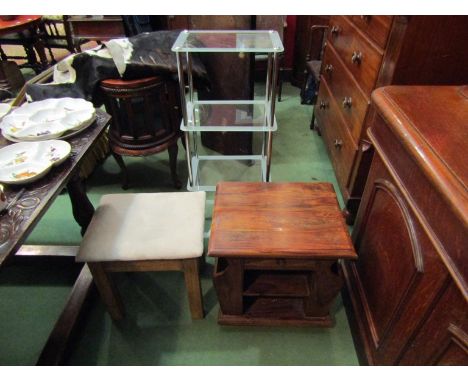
(398, 281), (468, 365)
(352, 155), (451, 364)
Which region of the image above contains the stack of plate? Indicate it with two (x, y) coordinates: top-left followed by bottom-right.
(0, 97), (96, 142)
(0, 140), (72, 184)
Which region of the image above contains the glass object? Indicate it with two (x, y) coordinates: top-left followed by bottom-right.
(172, 30), (284, 53)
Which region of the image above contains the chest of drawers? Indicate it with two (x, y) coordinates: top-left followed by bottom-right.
(314, 16), (468, 223)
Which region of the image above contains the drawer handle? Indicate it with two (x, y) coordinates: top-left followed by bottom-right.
(330, 25), (341, 36)
(342, 97), (353, 108)
(351, 51), (363, 64)
(324, 64), (333, 74)
(334, 139), (343, 148)
(360, 15), (372, 21)
(319, 101), (329, 110)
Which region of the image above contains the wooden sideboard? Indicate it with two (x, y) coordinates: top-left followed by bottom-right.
(343, 85), (468, 365)
(314, 16), (468, 223)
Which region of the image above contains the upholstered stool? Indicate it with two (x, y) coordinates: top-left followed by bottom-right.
(76, 191), (206, 320)
(100, 76), (182, 190)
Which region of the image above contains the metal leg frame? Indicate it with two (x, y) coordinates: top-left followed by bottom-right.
(176, 51), (280, 190)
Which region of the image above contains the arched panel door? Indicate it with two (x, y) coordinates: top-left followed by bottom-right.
(351, 156), (449, 365)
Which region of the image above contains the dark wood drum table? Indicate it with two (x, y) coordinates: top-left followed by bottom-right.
(208, 182), (357, 327)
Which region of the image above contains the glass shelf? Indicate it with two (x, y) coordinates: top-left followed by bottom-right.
(172, 30), (284, 53)
(182, 100), (277, 132)
(188, 155), (268, 192)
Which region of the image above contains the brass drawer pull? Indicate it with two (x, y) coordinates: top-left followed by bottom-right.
(330, 25), (341, 36)
(334, 139), (343, 148)
(342, 97), (353, 108)
(324, 64), (334, 74)
(319, 101), (329, 110)
(351, 51), (363, 64)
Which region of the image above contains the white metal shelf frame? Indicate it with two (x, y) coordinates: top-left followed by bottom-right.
(172, 30), (284, 191)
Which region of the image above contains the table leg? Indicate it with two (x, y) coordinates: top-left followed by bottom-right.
(304, 260), (343, 320)
(29, 26), (49, 71)
(67, 172), (94, 235)
(212, 258), (244, 316)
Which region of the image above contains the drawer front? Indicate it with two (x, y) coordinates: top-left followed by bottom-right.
(351, 15), (393, 49)
(315, 78), (358, 194)
(328, 16), (384, 96)
(321, 43), (370, 144)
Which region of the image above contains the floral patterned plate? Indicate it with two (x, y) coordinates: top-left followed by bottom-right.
(0, 140), (72, 184)
(0, 97), (95, 142)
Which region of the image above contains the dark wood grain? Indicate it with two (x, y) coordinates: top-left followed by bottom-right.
(321, 42), (370, 143)
(343, 85), (468, 365)
(209, 182), (356, 327)
(291, 15), (330, 87)
(0, 110), (111, 266)
(316, 15), (468, 223)
(315, 77), (358, 195)
(350, 16), (393, 49)
(208, 182), (356, 259)
(36, 264), (94, 365)
(328, 16), (384, 96)
(100, 76), (182, 189)
(190, 16), (254, 156)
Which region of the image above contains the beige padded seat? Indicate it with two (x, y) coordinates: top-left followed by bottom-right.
(76, 191), (206, 320)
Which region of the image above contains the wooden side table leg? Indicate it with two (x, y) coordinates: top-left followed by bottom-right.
(304, 260), (343, 325)
(212, 258), (244, 316)
(88, 263), (125, 320)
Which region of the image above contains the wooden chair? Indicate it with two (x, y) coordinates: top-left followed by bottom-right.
(76, 191), (206, 320)
(300, 25), (328, 130)
(100, 76), (183, 190)
(40, 16), (86, 62)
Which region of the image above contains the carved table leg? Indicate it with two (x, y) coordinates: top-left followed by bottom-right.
(67, 172), (94, 235)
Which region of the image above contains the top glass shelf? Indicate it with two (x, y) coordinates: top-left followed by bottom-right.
(171, 30), (284, 53)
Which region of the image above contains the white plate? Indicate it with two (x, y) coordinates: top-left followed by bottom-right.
(0, 97), (95, 142)
(60, 109), (96, 131)
(13, 121), (69, 141)
(56, 97), (94, 113)
(0, 161), (51, 185)
(2, 114), (96, 142)
(29, 108), (67, 124)
(0, 140), (71, 185)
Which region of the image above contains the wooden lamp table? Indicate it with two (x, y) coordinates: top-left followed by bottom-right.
(208, 182), (357, 327)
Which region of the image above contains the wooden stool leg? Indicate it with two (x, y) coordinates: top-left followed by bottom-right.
(183, 258), (204, 319)
(111, 152), (129, 190)
(168, 143), (182, 189)
(88, 263), (125, 320)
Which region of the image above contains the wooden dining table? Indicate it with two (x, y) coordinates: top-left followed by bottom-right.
(0, 109), (111, 364)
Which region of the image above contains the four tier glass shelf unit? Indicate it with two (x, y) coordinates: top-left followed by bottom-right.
(172, 30), (284, 191)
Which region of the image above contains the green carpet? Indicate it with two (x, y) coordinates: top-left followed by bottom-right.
(0, 83), (358, 365)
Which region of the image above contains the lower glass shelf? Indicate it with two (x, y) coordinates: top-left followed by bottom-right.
(187, 155), (269, 191)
